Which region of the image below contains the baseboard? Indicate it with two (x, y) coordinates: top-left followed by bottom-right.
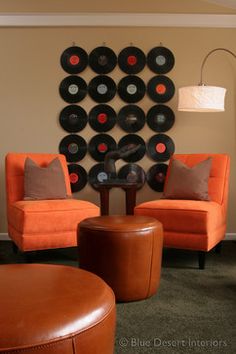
(0, 232), (236, 241)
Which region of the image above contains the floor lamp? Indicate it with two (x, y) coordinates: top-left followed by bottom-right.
(178, 48), (236, 112)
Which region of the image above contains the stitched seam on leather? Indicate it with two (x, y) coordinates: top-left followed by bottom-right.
(147, 229), (155, 298)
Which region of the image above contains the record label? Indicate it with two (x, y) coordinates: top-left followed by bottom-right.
(69, 55), (80, 65)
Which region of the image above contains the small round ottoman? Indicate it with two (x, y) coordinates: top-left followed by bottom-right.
(78, 215), (163, 302)
(0, 264), (115, 354)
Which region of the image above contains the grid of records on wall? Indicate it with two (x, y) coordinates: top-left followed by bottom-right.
(58, 45), (176, 192)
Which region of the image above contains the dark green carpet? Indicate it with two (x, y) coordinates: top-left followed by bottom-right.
(0, 241), (235, 354)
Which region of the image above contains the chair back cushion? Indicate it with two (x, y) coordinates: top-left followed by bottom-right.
(165, 154), (230, 205)
(5, 153), (72, 205)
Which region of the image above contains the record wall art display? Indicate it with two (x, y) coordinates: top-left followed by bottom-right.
(59, 76), (87, 103)
(68, 164), (87, 192)
(147, 163), (168, 191)
(59, 134), (87, 162)
(117, 105), (145, 133)
(89, 134), (117, 161)
(60, 46), (88, 74)
(59, 105), (87, 132)
(147, 75), (175, 103)
(118, 75), (146, 103)
(118, 163), (146, 188)
(89, 46), (117, 74)
(118, 46), (146, 74)
(118, 134), (146, 162)
(88, 75), (116, 103)
(147, 105), (175, 132)
(147, 134), (175, 162)
(147, 46), (175, 74)
(88, 163), (110, 188)
(89, 104), (116, 132)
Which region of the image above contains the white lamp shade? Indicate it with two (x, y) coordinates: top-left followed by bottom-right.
(178, 86), (226, 112)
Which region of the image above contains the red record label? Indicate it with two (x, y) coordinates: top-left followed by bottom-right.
(70, 172), (79, 183)
(156, 143), (166, 153)
(127, 55), (137, 66)
(97, 113), (108, 124)
(69, 55), (80, 65)
(156, 84), (166, 95)
(98, 143), (108, 153)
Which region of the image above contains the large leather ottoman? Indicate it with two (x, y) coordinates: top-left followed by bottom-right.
(78, 215), (163, 302)
(0, 264), (116, 354)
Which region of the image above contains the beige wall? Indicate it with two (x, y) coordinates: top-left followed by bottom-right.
(0, 1), (236, 233)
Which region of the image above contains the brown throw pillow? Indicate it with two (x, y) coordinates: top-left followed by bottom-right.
(162, 158), (212, 201)
(24, 157), (67, 200)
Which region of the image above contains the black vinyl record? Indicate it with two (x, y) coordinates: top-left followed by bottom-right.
(147, 75), (175, 103)
(117, 105), (145, 133)
(59, 134), (87, 162)
(147, 134), (175, 162)
(88, 75), (116, 103)
(147, 46), (175, 74)
(118, 75), (146, 103)
(147, 163), (168, 191)
(147, 105), (175, 132)
(68, 164), (87, 192)
(89, 134), (117, 161)
(89, 46), (117, 74)
(59, 105), (87, 133)
(118, 163), (146, 189)
(59, 76), (87, 103)
(89, 104), (116, 132)
(60, 46), (88, 74)
(88, 163), (110, 188)
(118, 134), (146, 162)
(118, 46), (146, 74)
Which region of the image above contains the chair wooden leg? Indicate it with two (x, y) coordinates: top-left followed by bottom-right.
(215, 241), (222, 254)
(198, 251), (206, 269)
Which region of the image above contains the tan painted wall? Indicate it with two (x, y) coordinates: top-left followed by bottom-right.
(0, 25), (235, 233)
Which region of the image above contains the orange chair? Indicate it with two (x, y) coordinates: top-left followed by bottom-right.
(5, 153), (100, 252)
(134, 154), (230, 269)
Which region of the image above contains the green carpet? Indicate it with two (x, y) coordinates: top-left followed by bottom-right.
(0, 241), (235, 354)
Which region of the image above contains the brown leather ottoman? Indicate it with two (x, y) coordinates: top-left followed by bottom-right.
(0, 264), (115, 354)
(78, 215), (163, 302)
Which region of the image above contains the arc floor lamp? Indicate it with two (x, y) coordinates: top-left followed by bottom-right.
(178, 48), (236, 112)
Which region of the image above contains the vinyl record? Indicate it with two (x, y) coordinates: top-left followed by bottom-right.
(60, 46), (88, 74)
(59, 76), (87, 103)
(88, 163), (110, 188)
(68, 164), (87, 192)
(147, 134), (175, 162)
(147, 46), (175, 74)
(147, 75), (175, 103)
(118, 75), (145, 103)
(118, 163), (146, 189)
(117, 105), (145, 133)
(89, 134), (117, 161)
(118, 134), (146, 162)
(118, 46), (146, 74)
(59, 134), (87, 162)
(88, 75), (116, 103)
(147, 104), (175, 132)
(89, 46), (117, 74)
(89, 104), (116, 132)
(147, 163), (168, 191)
(59, 105), (87, 133)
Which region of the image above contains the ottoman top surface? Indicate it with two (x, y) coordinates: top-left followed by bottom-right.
(0, 264), (114, 350)
(79, 215), (162, 231)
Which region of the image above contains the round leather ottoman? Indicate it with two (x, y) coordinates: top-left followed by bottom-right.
(78, 215), (163, 302)
(0, 264), (115, 354)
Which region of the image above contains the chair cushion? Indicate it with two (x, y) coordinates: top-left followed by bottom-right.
(134, 199), (223, 234)
(9, 199), (100, 234)
(162, 157), (212, 201)
(24, 157), (67, 200)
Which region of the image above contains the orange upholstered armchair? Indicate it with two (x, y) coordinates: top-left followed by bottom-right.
(5, 153), (100, 252)
(134, 154), (230, 269)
